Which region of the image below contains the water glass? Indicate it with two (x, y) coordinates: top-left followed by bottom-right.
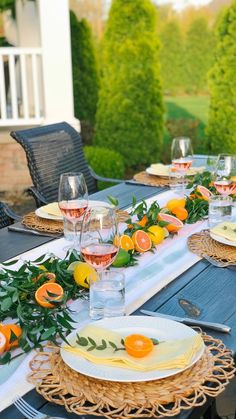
(208, 195), (232, 228)
(89, 270), (125, 320)
(168, 165), (187, 193)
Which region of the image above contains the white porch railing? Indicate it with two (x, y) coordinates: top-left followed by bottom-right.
(0, 47), (44, 127)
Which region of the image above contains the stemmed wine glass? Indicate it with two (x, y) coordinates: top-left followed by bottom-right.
(58, 172), (88, 251)
(171, 137), (193, 172)
(80, 206), (119, 278)
(214, 154), (236, 196)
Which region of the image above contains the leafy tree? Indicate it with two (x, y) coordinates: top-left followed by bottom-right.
(70, 12), (99, 126)
(94, 0), (164, 169)
(159, 20), (184, 94)
(184, 17), (215, 93)
(206, 1), (236, 153)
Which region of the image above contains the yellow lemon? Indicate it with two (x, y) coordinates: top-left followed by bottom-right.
(67, 261), (83, 273)
(166, 198), (186, 212)
(73, 262), (98, 289)
(147, 225), (165, 245)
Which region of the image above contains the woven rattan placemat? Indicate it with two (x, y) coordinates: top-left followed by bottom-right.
(28, 333), (235, 418)
(134, 171), (171, 187)
(188, 230), (236, 264)
(22, 209), (129, 234)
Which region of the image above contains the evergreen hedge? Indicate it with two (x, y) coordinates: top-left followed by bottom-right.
(84, 146), (125, 190)
(206, 1), (236, 153)
(160, 20), (184, 94)
(94, 0), (164, 169)
(184, 17), (215, 94)
(70, 12), (99, 126)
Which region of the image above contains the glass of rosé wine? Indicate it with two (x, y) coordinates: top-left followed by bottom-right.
(214, 154), (236, 196)
(58, 172), (88, 250)
(80, 206), (119, 279)
(171, 137), (193, 172)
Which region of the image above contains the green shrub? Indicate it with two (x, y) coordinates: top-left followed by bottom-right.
(206, 2), (236, 153)
(159, 20), (184, 94)
(94, 0), (164, 169)
(184, 17), (215, 94)
(70, 12), (99, 128)
(84, 146), (125, 190)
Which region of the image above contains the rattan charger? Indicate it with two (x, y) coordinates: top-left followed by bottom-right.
(188, 230), (236, 264)
(134, 171), (171, 187)
(28, 332), (235, 418)
(22, 209), (129, 235)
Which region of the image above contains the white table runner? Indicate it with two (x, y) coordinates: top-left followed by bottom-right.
(0, 190), (207, 412)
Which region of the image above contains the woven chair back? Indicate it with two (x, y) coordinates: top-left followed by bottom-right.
(0, 202), (13, 229)
(11, 122), (97, 203)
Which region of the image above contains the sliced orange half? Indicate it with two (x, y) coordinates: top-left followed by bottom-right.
(119, 234), (134, 251)
(124, 334), (154, 358)
(35, 283), (64, 308)
(132, 230), (152, 252)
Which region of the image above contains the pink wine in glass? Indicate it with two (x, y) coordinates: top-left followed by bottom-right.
(59, 200), (88, 221)
(214, 180), (236, 196)
(81, 243), (118, 270)
(172, 159), (193, 171)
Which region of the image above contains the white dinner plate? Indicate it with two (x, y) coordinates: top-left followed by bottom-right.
(35, 200), (112, 221)
(210, 231), (236, 247)
(60, 316), (205, 382)
(146, 166), (204, 178)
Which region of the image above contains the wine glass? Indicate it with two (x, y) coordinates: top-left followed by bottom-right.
(80, 206), (119, 278)
(171, 137), (193, 172)
(58, 172), (88, 251)
(214, 154), (236, 196)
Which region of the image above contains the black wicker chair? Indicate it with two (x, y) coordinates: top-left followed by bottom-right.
(0, 201), (21, 229)
(11, 122), (123, 207)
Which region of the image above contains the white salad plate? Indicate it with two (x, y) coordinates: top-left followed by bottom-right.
(35, 200), (112, 221)
(210, 231), (236, 247)
(60, 316), (205, 383)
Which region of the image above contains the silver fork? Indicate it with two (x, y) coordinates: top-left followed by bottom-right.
(13, 396), (63, 419)
(203, 254), (236, 269)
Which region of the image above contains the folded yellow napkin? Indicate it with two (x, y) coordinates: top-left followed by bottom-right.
(41, 202), (62, 217)
(211, 222), (236, 242)
(147, 164), (204, 177)
(63, 325), (204, 372)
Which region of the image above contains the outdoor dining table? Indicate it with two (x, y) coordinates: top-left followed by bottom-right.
(0, 182), (235, 419)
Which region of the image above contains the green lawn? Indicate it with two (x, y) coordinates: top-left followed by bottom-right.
(163, 95), (210, 156)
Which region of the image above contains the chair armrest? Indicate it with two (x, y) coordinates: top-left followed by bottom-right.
(3, 204), (22, 222)
(89, 166), (124, 184)
(27, 187), (48, 207)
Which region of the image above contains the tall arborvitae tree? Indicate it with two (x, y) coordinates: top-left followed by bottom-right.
(94, 0), (164, 168)
(159, 20), (184, 94)
(70, 12), (99, 126)
(206, 1), (236, 153)
(184, 17), (215, 93)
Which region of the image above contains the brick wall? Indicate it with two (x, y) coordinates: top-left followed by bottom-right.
(0, 134), (31, 193)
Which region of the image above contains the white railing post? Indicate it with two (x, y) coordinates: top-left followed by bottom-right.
(37, 0), (80, 131)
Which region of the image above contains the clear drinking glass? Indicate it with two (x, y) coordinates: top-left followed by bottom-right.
(89, 270), (125, 320)
(214, 154), (236, 196)
(58, 172), (88, 250)
(208, 195), (232, 228)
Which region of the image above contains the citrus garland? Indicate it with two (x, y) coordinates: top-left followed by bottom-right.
(0, 251), (86, 364)
(111, 180), (214, 267)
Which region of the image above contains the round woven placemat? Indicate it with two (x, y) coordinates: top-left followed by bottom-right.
(28, 333), (235, 418)
(22, 209), (129, 234)
(134, 171), (171, 187)
(188, 230), (236, 264)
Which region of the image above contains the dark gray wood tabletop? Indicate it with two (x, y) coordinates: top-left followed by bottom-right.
(0, 183), (235, 419)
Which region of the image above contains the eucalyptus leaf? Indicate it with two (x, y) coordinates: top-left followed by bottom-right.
(41, 327), (57, 341)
